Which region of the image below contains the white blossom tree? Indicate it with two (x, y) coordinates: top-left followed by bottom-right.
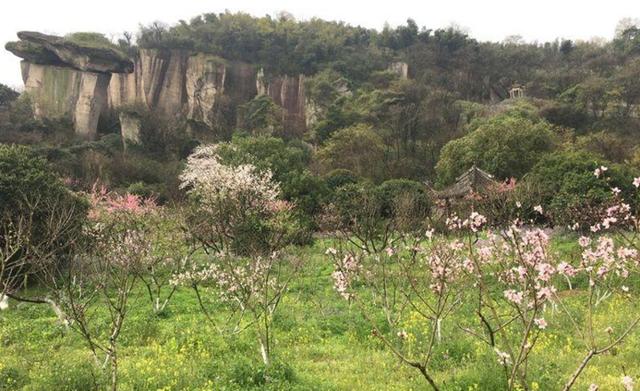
(175, 144), (303, 366)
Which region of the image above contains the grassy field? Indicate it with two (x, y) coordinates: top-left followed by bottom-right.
(1, 235), (640, 390)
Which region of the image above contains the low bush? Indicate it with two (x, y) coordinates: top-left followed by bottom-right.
(525, 150), (639, 227)
(324, 169), (360, 191)
(0, 144), (87, 256)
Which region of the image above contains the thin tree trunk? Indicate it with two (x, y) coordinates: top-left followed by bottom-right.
(259, 335), (270, 366)
(414, 364), (440, 391)
(110, 349), (118, 391)
(562, 350), (594, 391)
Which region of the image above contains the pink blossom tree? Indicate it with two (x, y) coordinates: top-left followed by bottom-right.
(325, 209), (489, 389)
(46, 187), (158, 391)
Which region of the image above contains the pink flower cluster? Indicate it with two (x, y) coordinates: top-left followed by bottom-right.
(105, 229), (153, 269)
(580, 236), (637, 281)
(88, 183), (156, 220)
(497, 226), (560, 307)
(426, 242), (467, 294)
(593, 166), (608, 178)
(446, 211), (488, 232)
(331, 254), (360, 300)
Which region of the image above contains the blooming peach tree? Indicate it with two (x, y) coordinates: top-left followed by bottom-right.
(327, 232), (470, 390)
(449, 203), (640, 391)
(327, 170), (640, 390)
(460, 221), (560, 390)
(554, 170), (640, 391)
(325, 211), (490, 389)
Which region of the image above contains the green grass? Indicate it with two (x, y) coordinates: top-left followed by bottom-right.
(1, 237), (639, 390)
(64, 32), (122, 53)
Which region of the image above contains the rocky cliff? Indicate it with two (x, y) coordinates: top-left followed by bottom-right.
(7, 31), (323, 140)
(20, 61), (111, 139)
(259, 74), (307, 138)
(6, 32), (133, 139)
(106, 49), (308, 136)
(107, 49), (190, 118)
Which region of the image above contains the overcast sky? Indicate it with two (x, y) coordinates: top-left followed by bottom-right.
(1, 0), (639, 87)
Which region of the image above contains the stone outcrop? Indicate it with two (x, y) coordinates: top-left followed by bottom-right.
(8, 31), (412, 140)
(224, 62), (259, 105)
(12, 31), (133, 73)
(7, 31), (317, 138)
(73, 71), (110, 139)
(5, 40), (64, 66)
(20, 61), (110, 139)
(107, 49), (189, 117)
(108, 51), (261, 130)
(304, 99), (320, 129)
(186, 54), (227, 127)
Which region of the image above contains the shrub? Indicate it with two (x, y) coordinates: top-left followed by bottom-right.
(326, 182), (412, 250)
(177, 144), (305, 365)
(540, 102), (588, 130)
(65, 32), (119, 50)
(575, 130), (633, 163)
(214, 135), (323, 221)
(324, 169), (360, 190)
(0, 364), (27, 390)
(0, 84), (19, 109)
(238, 95), (284, 136)
(0, 144), (87, 247)
(27, 352), (105, 390)
(118, 104), (192, 159)
(180, 144), (301, 256)
(280, 171), (328, 217)
(376, 179), (431, 227)
(0, 144), (88, 312)
(126, 181), (165, 200)
(525, 150), (639, 227)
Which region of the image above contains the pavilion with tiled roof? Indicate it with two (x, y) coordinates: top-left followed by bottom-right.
(435, 165), (498, 200)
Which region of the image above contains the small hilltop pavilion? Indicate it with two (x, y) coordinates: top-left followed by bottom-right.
(508, 83), (526, 99)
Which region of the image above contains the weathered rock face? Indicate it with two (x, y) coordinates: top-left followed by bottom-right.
(108, 49), (189, 118)
(304, 99), (320, 129)
(119, 112), (141, 146)
(186, 54), (226, 127)
(259, 73), (307, 137)
(110, 58), (309, 136)
(9, 31), (320, 139)
(224, 62), (258, 104)
(5, 40), (64, 66)
(74, 71), (110, 139)
(108, 51), (260, 129)
(388, 62), (409, 79)
(20, 61), (110, 139)
(8, 31), (418, 141)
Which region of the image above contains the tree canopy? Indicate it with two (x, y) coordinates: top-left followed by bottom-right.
(435, 111), (558, 185)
